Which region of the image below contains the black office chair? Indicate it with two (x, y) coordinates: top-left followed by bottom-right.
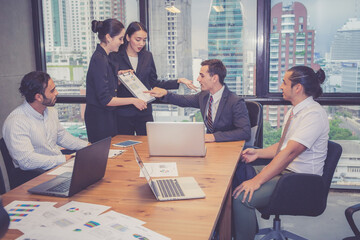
(255, 141), (342, 240)
(0, 165), (6, 195)
(245, 101), (263, 148)
(343, 203), (360, 240)
(0, 138), (42, 190)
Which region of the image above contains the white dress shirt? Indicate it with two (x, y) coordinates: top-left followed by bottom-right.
(280, 96), (329, 175)
(2, 101), (88, 171)
(206, 85), (225, 122)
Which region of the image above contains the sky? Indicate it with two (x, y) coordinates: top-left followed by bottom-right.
(191, 0), (360, 56)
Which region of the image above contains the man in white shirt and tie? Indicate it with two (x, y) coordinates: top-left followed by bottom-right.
(232, 66), (329, 240)
(2, 71), (88, 172)
(146, 59), (251, 143)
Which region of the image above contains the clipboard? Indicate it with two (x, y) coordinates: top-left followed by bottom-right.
(117, 72), (156, 103)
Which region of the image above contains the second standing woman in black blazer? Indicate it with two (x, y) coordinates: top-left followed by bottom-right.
(85, 19), (147, 143)
(110, 21), (197, 135)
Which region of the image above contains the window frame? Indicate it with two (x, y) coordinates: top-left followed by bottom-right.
(255, 0), (360, 106)
(31, 0), (360, 106)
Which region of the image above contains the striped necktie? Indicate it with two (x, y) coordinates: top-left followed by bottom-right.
(276, 109), (294, 155)
(207, 95), (214, 133)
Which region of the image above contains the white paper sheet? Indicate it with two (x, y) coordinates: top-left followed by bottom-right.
(139, 162), (178, 177)
(5, 200), (57, 231)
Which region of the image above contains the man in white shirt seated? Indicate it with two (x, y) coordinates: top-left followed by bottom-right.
(232, 65), (329, 240)
(2, 71), (88, 172)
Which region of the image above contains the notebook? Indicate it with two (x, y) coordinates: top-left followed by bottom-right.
(28, 137), (111, 197)
(146, 122), (206, 157)
(133, 146), (205, 201)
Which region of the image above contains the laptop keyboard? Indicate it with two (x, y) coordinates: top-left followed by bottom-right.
(47, 178), (71, 192)
(156, 179), (185, 198)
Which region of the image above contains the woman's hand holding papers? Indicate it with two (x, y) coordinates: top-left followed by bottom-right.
(132, 98), (147, 111)
(117, 69), (134, 85)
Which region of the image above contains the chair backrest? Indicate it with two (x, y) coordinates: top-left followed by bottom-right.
(245, 101), (263, 147)
(321, 141), (343, 200)
(258, 140), (342, 219)
(0, 164), (6, 194)
(0, 138), (15, 183)
(0, 138), (41, 189)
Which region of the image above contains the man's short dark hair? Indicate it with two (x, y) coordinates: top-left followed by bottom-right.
(201, 59), (227, 85)
(19, 71), (51, 103)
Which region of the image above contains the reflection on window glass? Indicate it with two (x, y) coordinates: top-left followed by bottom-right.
(42, 0), (139, 138)
(149, 0), (256, 122)
(263, 104), (360, 188)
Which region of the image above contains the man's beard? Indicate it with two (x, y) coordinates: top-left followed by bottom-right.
(42, 96), (56, 107)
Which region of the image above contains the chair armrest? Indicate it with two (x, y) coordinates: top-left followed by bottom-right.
(258, 173), (326, 218)
(345, 203), (360, 237)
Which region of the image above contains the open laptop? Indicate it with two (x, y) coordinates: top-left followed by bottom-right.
(146, 122), (206, 157)
(133, 146), (205, 201)
(28, 137), (111, 197)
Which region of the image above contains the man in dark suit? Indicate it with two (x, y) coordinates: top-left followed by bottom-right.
(146, 59), (251, 143)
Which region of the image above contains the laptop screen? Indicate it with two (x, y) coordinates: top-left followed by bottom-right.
(146, 122), (206, 157)
(132, 146), (152, 183)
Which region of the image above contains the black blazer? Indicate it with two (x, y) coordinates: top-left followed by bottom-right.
(163, 85), (251, 142)
(86, 44), (117, 110)
(109, 46), (179, 117)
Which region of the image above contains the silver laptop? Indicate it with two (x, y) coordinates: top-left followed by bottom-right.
(28, 137), (111, 197)
(146, 122), (206, 157)
(133, 146), (205, 201)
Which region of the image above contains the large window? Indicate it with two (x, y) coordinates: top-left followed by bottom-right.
(262, 0), (360, 188)
(148, 0), (257, 122)
(269, 0), (360, 94)
(37, 0), (360, 189)
(41, 0), (139, 137)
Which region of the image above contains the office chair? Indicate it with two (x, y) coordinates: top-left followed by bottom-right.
(343, 203), (360, 240)
(0, 138), (41, 190)
(0, 165), (6, 195)
(245, 101), (263, 148)
(256, 141), (342, 240)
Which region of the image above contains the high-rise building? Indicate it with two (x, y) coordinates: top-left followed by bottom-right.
(207, 0), (244, 95)
(43, 0), (72, 59)
(267, 2), (315, 127)
(112, 0), (126, 24)
(330, 18), (360, 61)
(330, 18), (360, 93)
(43, 0), (126, 123)
(148, 0), (194, 120)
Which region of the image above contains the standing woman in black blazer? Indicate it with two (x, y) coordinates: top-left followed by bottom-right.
(110, 21), (197, 135)
(85, 19), (147, 143)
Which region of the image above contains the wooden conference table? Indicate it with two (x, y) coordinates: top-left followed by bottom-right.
(1, 135), (244, 240)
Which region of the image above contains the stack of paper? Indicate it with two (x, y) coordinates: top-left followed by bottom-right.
(5, 200), (170, 240)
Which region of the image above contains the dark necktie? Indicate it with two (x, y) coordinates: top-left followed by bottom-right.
(276, 109), (294, 155)
(207, 96), (214, 133)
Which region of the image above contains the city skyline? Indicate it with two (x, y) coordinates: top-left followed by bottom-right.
(272, 0), (360, 55)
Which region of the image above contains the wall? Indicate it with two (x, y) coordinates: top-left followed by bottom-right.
(0, 0), (36, 191)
